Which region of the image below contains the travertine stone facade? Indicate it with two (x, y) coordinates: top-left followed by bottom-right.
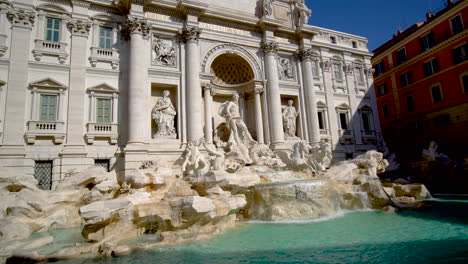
(0, 0), (381, 186)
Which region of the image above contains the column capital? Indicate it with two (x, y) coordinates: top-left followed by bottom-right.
(343, 63), (354, 75)
(296, 48), (319, 62)
(68, 19), (92, 37)
(180, 26), (201, 43)
(123, 17), (150, 40)
(202, 83), (214, 96)
(261, 41), (278, 55)
(7, 8), (35, 29)
(320, 58), (331, 72)
(365, 67), (374, 77)
(254, 87), (264, 95)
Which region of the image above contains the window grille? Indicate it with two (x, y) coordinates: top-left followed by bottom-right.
(34, 161), (53, 190)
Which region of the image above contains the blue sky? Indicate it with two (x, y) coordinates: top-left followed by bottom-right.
(306, 0), (451, 51)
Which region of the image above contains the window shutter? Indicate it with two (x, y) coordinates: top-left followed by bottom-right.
(103, 99), (111, 123)
(433, 59), (439, 73)
(40, 95), (48, 121)
(48, 96), (57, 121)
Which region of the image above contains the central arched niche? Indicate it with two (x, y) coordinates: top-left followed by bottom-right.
(208, 53), (259, 145)
(210, 54), (254, 86)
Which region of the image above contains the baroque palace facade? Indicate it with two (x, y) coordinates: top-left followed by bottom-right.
(0, 0), (381, 188)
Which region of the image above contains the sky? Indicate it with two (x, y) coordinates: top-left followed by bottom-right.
(306, 0), (453, 51)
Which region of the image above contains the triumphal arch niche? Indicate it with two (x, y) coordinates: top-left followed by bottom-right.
(201, 45), (266, 148)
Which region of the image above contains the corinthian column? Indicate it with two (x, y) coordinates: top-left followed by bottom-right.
(202, 83), (213, 144)
(297, 48), (321, 145)
(126, 17), (150, 145)
(181, 27), (203, 142)
(262, 41), (284, 147)
(254, 86), (265, 144)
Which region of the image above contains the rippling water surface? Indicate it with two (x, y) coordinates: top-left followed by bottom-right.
(56, 199), (468, 264)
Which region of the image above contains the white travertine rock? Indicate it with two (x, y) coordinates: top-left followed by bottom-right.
(124, 169), (164, 189)
(182, 196), (215, 215)
(79, 198), (130, 224)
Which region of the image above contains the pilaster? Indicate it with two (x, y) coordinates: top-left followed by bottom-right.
(2, 7), (34, 146)
(60, 18), (93, 168)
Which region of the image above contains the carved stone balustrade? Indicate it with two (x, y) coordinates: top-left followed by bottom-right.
(32, 39), (68, 64)
(85, 123), (118, 145)
(25, 120), (65, 144)
(361, 130), (377, 145)
(338, 129), (354, 144)
(89, 47), (119, 69)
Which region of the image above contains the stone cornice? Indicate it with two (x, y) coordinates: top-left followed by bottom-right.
(71, 0), (91, 8)
(68, 19), (92, 37)
(7, 8), (35, 29)
(180, 26), (201, 43)
(261, 41), (278, 55)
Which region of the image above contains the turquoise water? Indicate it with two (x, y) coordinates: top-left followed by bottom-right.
(56, 199), (468, 263)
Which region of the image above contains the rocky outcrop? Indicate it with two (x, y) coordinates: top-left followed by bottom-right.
(1, 149), (432, 263)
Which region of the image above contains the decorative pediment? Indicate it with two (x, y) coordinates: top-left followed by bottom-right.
(336, 103), (350, 110)
(36, 4), (71, 15)
(316, 101), (327, 108)
(29, 78), (67, 90)
(87, 83), (119, 94)
(359, 105), (372, 112)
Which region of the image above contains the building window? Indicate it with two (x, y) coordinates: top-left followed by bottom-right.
(95, 159), (110, 172)
(431, 85), (443, 103)
(420, 32), (435, 52)
(312, 60), (320, 77)
(355, 67), (365, 83)
(375, 61), (384, 76)
(377, 83), (388, 97)
(424, 58), (439, 77)
(39, 94), (58, 121)
(339, 112), (348, 130)
(333, 63), (343, 81)
(451, 15), (464, 35)
(461, 73), (468, 93)
(397, 48), (407, 64)
(452, 43), (468, 64)
(34, 160), (53, 190)
(406, 95), (415, 112)
(352, 41), (358, 48)
(318, 111), (325, 129)
(400, 71), (412, 88)
(99, 27), (112, 49)
(330, 36), (337, 44)
(382, 104), (390, 119)
(361, 112), (371, 131)
(45, 18), (61, 42)
(96, 98), (112, 123)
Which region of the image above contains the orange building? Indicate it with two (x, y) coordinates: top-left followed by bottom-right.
(371, 0), (468, 162)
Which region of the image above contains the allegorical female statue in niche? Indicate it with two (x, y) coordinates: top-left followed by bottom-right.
(152, 90), (176, 138)
(282, 100), (299, 139)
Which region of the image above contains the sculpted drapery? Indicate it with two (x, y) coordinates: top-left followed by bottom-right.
(152, 90), (176, 137)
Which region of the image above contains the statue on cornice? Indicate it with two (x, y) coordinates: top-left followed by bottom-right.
(295, 0), (311, 28)
(152, 90), (177, 138)
(261, 0), (273, 18)
(218, 93), (254, 146)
